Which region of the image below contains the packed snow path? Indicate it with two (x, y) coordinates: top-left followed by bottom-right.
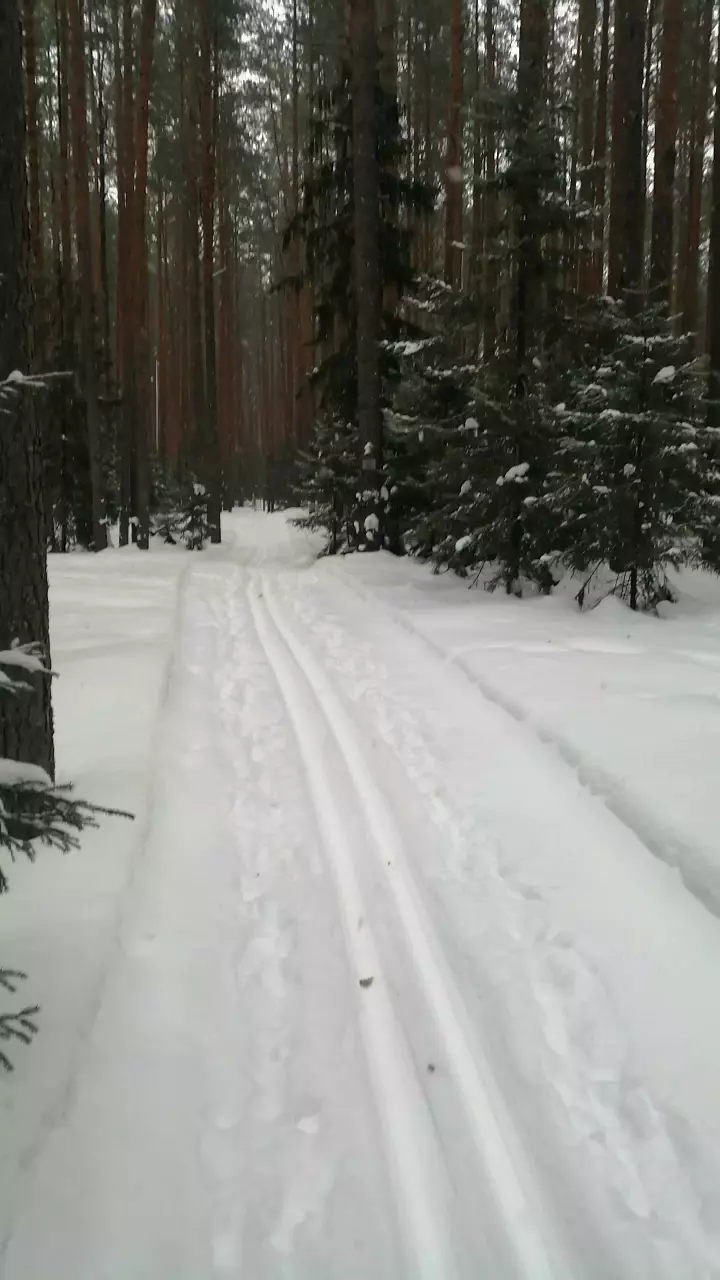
(3, 511), (720, 1279)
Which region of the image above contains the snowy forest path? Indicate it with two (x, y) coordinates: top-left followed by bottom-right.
(3, 511), (720, 1280)
(249, 571), (567, 1280)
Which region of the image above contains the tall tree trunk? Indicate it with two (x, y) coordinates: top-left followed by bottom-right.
(577, 0), (597, 296)
(0, 0), (54, 774)
(23, 0), (44, 292)
(649, 0), (681, 300)
(117, 0), (135, 545)
(351, 0), (382, 542)
(96, 43), (112, 376)
(131, 0), (158, 549)
(56, 0), (73, 342)
(199, 0), (222, 541)
(483, 0), (498, 355)
(515, 0), (549, 364)
(706, 28), (720, 421)
(608, 0), (647, 298)
(591, 0), (611, 290)
(444, 0), (463, 287)
(67, 0), (107, 549)
(682, 0), (713, 336)
(470, 0), (483, 336)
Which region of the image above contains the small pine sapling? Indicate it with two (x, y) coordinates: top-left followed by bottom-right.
(0, 646), (131, 1071)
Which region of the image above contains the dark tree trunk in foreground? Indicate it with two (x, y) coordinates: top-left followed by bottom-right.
(351, 0), (383, 543)
(0, 0), (54, 775)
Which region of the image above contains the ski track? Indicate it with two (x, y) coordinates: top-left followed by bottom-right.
(272, 561), (720, 1279)
(1, 556), (403, 1280)
(250, 571), (575, 1280)
(324, 563), (720, 920)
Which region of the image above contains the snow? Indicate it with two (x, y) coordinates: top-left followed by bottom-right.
(3, 512), (720, 1278)
(498, 462), (530, 486)
(654, 365), (676, 385)
(460, 480), (472, 496)
(455, 534), (473, 552)
(0, 759), (52, 787)
(0, 644), (50, 674)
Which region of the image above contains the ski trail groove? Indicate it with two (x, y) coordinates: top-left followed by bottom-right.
(247, 575), (459, 1280)
(251, 573), (569, 1280)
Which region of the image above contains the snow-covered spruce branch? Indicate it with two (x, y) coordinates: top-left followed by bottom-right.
(0, 369), (72, 416)
(0, 972), (39, 1073)
(0, 776), (133, 894)
(0, 646), (131, 1070)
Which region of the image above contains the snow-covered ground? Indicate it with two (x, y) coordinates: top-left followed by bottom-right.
(2, 510), (720, 1279)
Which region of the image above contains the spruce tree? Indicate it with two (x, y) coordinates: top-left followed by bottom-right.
(285, 62), (433, 553)
(552, 298), (720, 609)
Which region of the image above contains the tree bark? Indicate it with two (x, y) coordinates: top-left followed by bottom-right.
(117, 0), (135, 545)
(131, 0), (158, 549)
(23, 0), (44, 291)
(649, 0), (682, 301)
(608, 0), (647, 298)
(682, 0), (712, 336)
(0, 0), (54, 775)
(705, 29), (720, 421)
(351, 0), (383, 539)
(483, 0), (498, 355)
(67, 0), (107, 549)
(444, 0), (463, 287)
(577, 0), (597, 296)
(515, 0), (549, 363)
(199, 0), (222, 541)
(591, 0), (611, 290)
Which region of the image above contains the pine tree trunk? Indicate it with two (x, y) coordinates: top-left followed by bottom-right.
(67, 0), (107, 549)
(351, 0), (383, 542)
(444, 0), (463, 287)
(0, 0), (54, 775)
(682, 0), (712, 337)
(97, 53), (112, 375)
(23, 0), (44, 291)
(705, 37), (720, 422)
(515, 0), (549, 363)
(608, 0), (647, 298)
(470, 0), (483, 336)
(649, 0), (682, 301)
(591, 0), (611, 290)
(117, 0), (135, 545)
(483, 0), (498, 356)
(577, 0), (597, 296)
(199, 0), (222, 541)
(131, 0), (158, 550)
(56, 0), (73, 343)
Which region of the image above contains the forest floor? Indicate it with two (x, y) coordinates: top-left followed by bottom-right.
(2, 509), (720, 1279)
